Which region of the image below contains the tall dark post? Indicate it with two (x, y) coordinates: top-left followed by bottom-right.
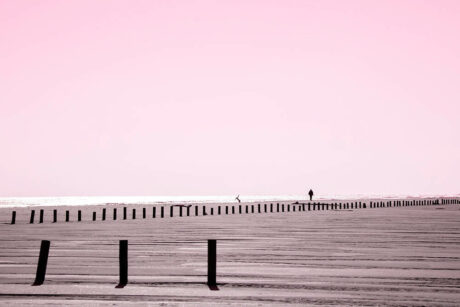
(239, 205), (242, 214)
(170, 206), (173, 218)
(232, 206), (235, 214)
(39, 210), (44, 223)
(152, 207), (156, 218)
(53, 210), (57, 223)
(251, 205), (254, 213)
(114, 208), (117, 220)
(203, 206), (207, 216)
(282, 204), (285, 212)
(92, 212), (96, 221)
(161, 206), (164, 218)
(264, 204), (267, 212)
(132, 209), (136, 219)
(207, 239), (218, 290)
(270, 203), (273, 212)
(78, 210), (82, 222)
(32, 240), (50, 286)
(102, 208), (106, 221)
(217, 206), (221, 215)
(30, 210), (35, 224)
(123, 207), (127, 220)
(277, 203), (280, 212)
(65, 210), (69, 222)
(195, 206), (198, 216)
(210, 208), (214, 215)
(225, 206), (228, 215)
(143, 208), (146, 219)
(180, 206), (183, 217)
(187, 206), (190, 216)
(116, 240), (128, 288)
(245, 205), (248, 214)
(11, 211), (16, 224)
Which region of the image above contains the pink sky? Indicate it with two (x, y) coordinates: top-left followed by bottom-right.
(1, 0), (459, 197)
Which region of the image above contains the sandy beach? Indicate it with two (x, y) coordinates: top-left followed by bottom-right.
(0, 198), (459, 306)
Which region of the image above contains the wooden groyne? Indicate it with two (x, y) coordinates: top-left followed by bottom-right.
(7, 197), (460, 225)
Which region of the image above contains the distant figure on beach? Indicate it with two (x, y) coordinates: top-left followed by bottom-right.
(235, 195), (241, 203)
(308, 189), (314, 201)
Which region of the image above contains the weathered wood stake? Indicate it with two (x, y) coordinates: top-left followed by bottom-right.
(207, 239), (218, 290)
(32, 240), (50, 286)
(116, 240), (128, 288)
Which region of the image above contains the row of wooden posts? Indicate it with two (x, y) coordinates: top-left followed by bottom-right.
(10, 198), (460, 225)
(32, 239), (219, 290)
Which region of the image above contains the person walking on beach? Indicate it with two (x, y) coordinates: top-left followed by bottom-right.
(308, 189), (314, 201)
(235, 195), (241, 203)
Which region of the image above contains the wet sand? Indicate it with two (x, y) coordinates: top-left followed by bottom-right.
(0, 200), (459, 306)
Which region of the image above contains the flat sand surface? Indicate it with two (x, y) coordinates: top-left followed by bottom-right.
(0, 201), (459, 306)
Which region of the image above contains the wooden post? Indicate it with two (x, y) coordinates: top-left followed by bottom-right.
(207, 240), (218, 290)
(78, 210), (82, 222)
(114, 208), (117, 220)
(123, 207), (127, 220)
(170, 206), (173, 218)
(102, 208), (106, 221)
(161, 206), (164, 218)
(30, 210), (35, 224)
(11, 211), (16, 225)
(92, 212), (96, 221)
(53, 210), (57, 223)
(116, 240), (128, 288)
(152, 207), (156, 218)
(39, 210), (44, 223)
(143, 208), (146, 219)
(32, 240), (50, 286)
(65, 210), (69, 222)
